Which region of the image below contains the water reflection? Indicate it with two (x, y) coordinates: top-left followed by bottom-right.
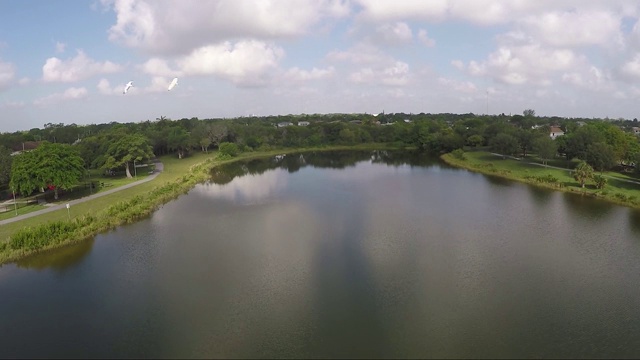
(561, 191), (614, 219)
(628, 209), (640, 234)
(526, 185), (554, 206)
(15, 239), (95, 271)
(209, 150), (434, 185)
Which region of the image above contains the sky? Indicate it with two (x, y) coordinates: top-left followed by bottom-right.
(3, 1), (640, 132)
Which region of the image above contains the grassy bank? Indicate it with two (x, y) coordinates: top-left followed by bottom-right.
(0, 144), (405, 265)
(441, 149), (640, 209)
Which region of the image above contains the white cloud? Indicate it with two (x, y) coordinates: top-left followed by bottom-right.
(417, 29), (435, 47)
(0, 59), (15, 91)
(55, 41), (66, 53)
(373, 22), (413, 45)
(176, 40), (284, 86)
(520, 10), (623, 48)
(42, 50), (122, 82)
(562, 66), (612, 91)
(438, 77), (478, 93)
(34, 87), (88, 106)
(140, 57), (175, 77)
(621, 54), (640, 78)
(465, 44), (580, 85)
(18, 77), (30, 86)
(102, 0), (350, 55)
(350, 61), (410, 86)
(97, 78), (126, 95)
(354, 0), (448, 22)
(284, 67), (335, 82)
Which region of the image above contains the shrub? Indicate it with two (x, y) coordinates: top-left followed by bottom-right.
(593, 175), (607, 189)
(218, 142), (239, 157)
(451, 149), (466, 160)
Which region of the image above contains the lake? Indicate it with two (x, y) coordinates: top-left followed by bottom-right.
(1, 150), (640, 358)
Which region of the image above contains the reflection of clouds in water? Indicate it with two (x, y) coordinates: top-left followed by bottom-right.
(324, 161), (412, 182)
(198, 169), (288, 204)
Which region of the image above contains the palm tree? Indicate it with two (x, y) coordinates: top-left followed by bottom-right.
(573, 160), (594, 188)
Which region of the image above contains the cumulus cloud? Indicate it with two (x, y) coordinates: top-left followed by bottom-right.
(417, 29), (435, 47)
(464, 44), (580, 85)
(55, 41), (66, 53)
(284, 66), (335, 82)
(174, 40), (283, 86)
(33, 87), (88, 106)
(350, 61), (410, 86)
(97, 78), (127, 95)
(520, 10), (623, 48)
(0, 59), (15, 91)
(42, 50), (122, 82)
(438, 77), (478, 93)
(372, 22), (413, 45)
(102, 0), (350, 55)
(562, 66), (612, 91)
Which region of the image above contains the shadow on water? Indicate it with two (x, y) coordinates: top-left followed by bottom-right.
(306, 200), (392, 358)
(15, 238), (95, 271)
(483, 173), (515, 187)
(628, 209), (640, 235)
(526, 185), (554, 206)
(561, 191), (613, 219)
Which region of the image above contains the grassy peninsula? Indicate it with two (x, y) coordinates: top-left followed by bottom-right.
(441, 148), (640, 209)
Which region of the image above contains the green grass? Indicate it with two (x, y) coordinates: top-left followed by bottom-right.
(443, 149), (640, 208)
(0, 203), (47, 221)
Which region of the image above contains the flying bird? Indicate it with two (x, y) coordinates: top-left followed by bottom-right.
(123, 81), (133, 94)
(168, 77), (178, 91)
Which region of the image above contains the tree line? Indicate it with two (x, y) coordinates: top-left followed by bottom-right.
(1, 111), (639, 198)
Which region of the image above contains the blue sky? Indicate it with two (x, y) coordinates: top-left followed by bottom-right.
(3, 0), (640, 132)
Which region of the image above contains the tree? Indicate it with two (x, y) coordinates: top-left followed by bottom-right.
(523, 109), (536, 117)
(167, 126), (190, 159)
(585, 142), (615, 172)
(490, 133), (519, 158)
(10, 142), (84, 199)
(103, 134), (154, 178)
(533, 136), (557, 166)
(466, 134), (484, 147)
(0, 146), (12, 186)
(572, 161), (594, 188)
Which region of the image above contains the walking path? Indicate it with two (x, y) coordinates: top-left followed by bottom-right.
(0, 161), (163, 226)
(489, 153), (640, 186)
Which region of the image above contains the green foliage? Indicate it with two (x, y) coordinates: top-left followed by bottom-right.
(451, 149), (466, 160)
(593, 174), (607, 189)
(466, 134), (484, 147)
(490, 133), (519, 157)
(524, 174), (559, 184)
(572, 160), (594, 188)
(533, 136), (558, 165)
(585, 142), (616, 172)
(9, 142), (85, 197)
(103, 133), (154, 178)
(0, 146), (12, 185)
(218, 142), (239, 157)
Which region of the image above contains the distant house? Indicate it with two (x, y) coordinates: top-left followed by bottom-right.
(549, 126), (565, 139)
(632, 127), (640, 135)
(10, 141), (42, 156)
(404, 119), (412, 123)
(277, 122), (293, 128)
(298, 121), (310, 126)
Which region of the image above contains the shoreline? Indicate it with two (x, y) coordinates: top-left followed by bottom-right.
(440, 150), (640, 210)
(0, 144), (406, 265)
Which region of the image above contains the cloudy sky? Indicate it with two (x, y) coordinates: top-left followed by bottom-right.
(2, 1), (640, 132)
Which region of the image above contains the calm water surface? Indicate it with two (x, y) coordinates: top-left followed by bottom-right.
(2, 150), (640, 358)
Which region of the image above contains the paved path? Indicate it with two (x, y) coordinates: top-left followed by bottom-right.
(0, 161), (163, 226)
(489, 153), (640, 186)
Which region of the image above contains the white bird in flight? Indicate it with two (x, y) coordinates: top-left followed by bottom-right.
(123, 81), (133, 94)
(168, 77), (178, 91)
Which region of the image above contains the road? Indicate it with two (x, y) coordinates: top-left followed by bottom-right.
(0, 161), (163, 226)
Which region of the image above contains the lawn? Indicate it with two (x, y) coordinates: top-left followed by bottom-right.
(444, 149), (640, 208)
(0, 152), (214, 242)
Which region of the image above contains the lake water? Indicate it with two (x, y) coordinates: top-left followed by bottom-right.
(2, 150), (640, 358)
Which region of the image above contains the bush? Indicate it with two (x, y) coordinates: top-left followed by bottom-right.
(593, 175), (607, 189)
(218, 142), (239, 157)
(451, 149), (466, 160)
